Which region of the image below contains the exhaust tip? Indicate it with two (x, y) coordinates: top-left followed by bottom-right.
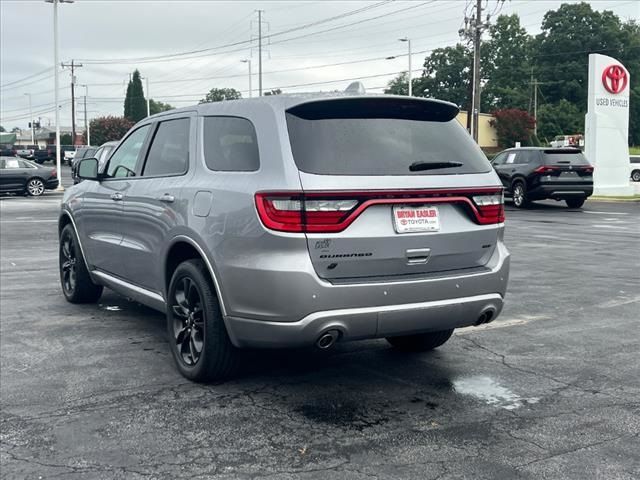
(316, 329), (340, 349)
(475, 309), (496, 326)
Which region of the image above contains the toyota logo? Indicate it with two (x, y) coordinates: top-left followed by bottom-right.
(602, 65), (628, 94)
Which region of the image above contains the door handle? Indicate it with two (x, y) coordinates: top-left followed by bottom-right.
(110, 192), (123, 201)
(159, 194), (175, 203)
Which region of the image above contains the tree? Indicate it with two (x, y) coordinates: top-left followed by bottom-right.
(88, 116), (134, 146)
(149, 99), (174, 115)
(385, 72), (412, 96)
(199, 88), (242, 103)
(11, 127), (20, 133)
(0, 126), (5, 132)
(490, 109), (536, 147)
(483, 14), (532, 110)
(536, 99), (583, 143)
(124, 70), (147, 122)
(60, 133), (73, 145)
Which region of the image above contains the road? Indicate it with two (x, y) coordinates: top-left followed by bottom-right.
(1, 177), (639, 479)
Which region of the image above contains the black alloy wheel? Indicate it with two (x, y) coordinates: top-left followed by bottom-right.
(171, 276), (205, 366)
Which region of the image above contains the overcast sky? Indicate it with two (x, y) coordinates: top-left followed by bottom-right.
(1, 0), (638, 131)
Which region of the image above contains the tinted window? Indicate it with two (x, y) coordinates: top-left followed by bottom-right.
(203, 117), (259, 171)
(492, 153), (507, 165)
(106, 126), (150, 177)
(515, 151), (538, 164)
(286, 100), (489, 176)
(143, 118), (190, 177)
(543, 150), (589, 165)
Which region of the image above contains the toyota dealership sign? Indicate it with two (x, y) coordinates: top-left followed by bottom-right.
(585, 54), (632, 196)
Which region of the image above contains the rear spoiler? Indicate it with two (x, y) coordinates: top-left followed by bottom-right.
(287, 97), (460, 122)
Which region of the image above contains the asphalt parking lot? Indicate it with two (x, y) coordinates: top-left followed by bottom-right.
(1, 168), (639, 479)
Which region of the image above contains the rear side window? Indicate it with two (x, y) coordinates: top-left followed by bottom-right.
(286, 98), (490, 176)
(543, 150), (589, 165)
(203, 117), (259, 171)
(143, 118), (190, 177)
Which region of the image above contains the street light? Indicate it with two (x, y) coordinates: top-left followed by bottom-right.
(24, 93), (34, 145)
(45, 0), (74, 191)
(399, 37), (412, 96)
(241, 59), (252, 98)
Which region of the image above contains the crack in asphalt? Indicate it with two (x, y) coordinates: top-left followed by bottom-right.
(458, 335), (624, 400)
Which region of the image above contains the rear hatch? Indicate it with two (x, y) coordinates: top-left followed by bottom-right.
(538, 149), (593, 185)
(256, 97), (504, 281)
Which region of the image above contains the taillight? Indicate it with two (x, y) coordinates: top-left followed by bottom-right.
(583, 165), (594, 174)
(256, 194), (357, 233)
(471, 193), (505, 224)
(51, 168), (57, 178)
(256, 188), (505, 233)
(534, 165), (559, 174)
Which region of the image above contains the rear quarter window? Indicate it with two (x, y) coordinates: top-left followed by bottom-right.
(203, 117), (259, 172)
(285, 98), (490, 176)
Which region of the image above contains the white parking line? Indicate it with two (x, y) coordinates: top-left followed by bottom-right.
(583, 211), (629, 215)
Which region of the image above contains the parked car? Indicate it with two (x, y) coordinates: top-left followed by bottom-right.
(0, 156), (58, 196)
(491, 147), (593, 208)
(70, 146), (97, 183)
(16, 145), (39, 159)
(630, 156), (640, 182)
(32, 149), (52, 164)
(94, 141), (118, 170)
(46, 145), (77, 164)
(60, 94), (510, 382)
(0, 145), (16, 156)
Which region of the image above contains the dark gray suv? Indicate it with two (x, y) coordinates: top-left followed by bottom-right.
(59, 93), (510, 381)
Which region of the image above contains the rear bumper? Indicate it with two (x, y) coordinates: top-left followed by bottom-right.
(224, 241), (510, 348)
(529, 183), (593, 200)
(226, 292), (504, 348)
(45, 179), (59, 189)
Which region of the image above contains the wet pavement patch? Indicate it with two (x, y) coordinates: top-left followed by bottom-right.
(295, 399), (390, 430)
(453, 375), (540, 410)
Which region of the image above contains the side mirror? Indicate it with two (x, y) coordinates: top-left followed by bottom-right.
(77, 158), (99, 181)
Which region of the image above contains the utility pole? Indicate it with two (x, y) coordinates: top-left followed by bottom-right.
(257, 9), (263, 96)
(24, 93), (34, 145)
(61, 59), (83, 145)
(533, 79), (538, 137)
(81, 84), (90, 145)
(145, 76), (150, 117)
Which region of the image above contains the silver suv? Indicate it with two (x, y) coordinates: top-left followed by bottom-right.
(59, 93), (510, 381)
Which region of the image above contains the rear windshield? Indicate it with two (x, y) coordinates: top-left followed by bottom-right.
(286, 98), (490, 176)
(543, 150), (589, 165)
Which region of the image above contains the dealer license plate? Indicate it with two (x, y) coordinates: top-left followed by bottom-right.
(393, 205), (440, 233)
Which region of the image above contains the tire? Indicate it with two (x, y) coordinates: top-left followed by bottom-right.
(632, 170), (640, 182)
(386, 329), (454, 352)
(566, 198), (586, 208)
(511, 181), (529, 208)
(26, 177), (45, 197)
(59, 224), (103, 303)
(167, 259), (239, 382)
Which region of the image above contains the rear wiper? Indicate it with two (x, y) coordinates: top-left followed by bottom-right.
(409, 161), (464, 172)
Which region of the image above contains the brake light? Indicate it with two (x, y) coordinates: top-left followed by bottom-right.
(583, 165), (594, 174)
(534, 165), (559, 174)
(51, 168), (57, 178)
(255, 188), (505, 233)
(471, 193), (505, 224)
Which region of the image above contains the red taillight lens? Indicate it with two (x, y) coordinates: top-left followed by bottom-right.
(51, 168), (57, 178)
(471, 193), (505, 224)
(534, 165), (558, 174)
(256, 188), (506, 233)
(583, 165), (594, 174)
(256, 194), (357, 233)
